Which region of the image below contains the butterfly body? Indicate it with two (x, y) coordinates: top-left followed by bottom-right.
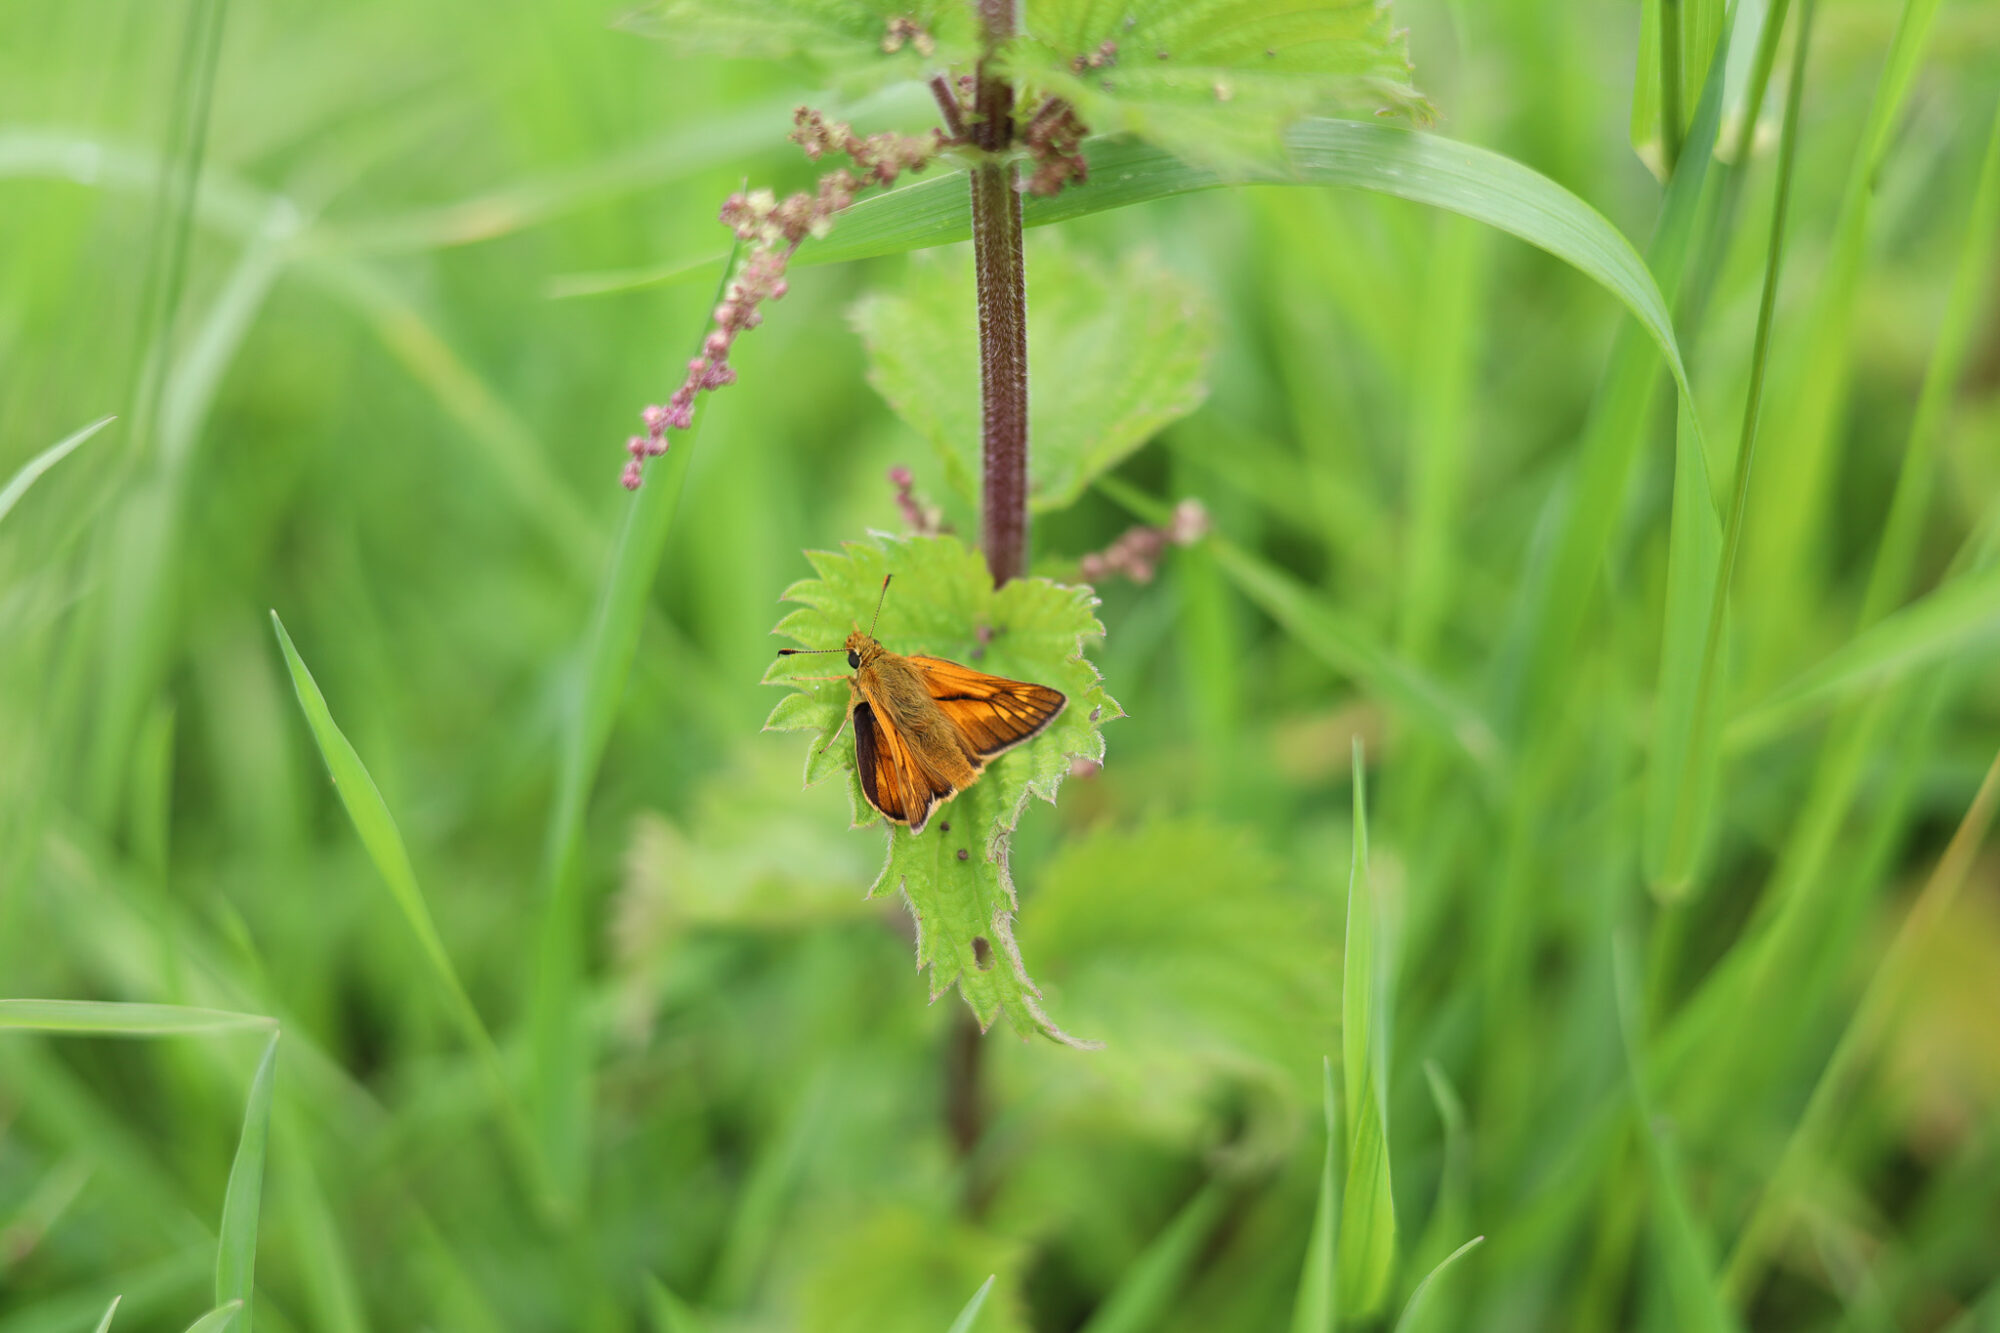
(779, 578), (1067, 834)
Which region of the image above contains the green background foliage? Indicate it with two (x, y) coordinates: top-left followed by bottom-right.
(4, 0), (2000, 1330)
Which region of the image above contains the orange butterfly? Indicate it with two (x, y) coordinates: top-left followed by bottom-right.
(779, 576), (1066, 834)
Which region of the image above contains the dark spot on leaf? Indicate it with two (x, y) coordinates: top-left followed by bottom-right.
(957, 848), (969, 861)
(940, 820), (950, 832)
(1157, 50), (1170, 60)
(972, 936), (993, 968)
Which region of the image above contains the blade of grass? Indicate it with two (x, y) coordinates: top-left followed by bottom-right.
(1094, 474), (1498, 770)
(1339, 740), (1396, 1318)
(1646, 0), (1816, 895)
(1075, 1181), (1231, 1333)
(1720, 743), (2000, 1301)
(1391, 1236), (1485, 1333)
(0, 417), (114, 528)
(91, 1297), (121, 1333)
(944, 1276), (997, 1333)
(1612, 936), (1737, 1333)
(0, 1001), (274, 1036)
(1291, 1057), (1341, 1333)
(214, 1032), (277, 1333)
(179, 1301), (242, 1333)
(1737, 0), (1947, 679)
(1726, 560), (2000, 747)
(269, 611), (561, 1225)
(527, 241), (739, 1204)
(641, 1276), (710, 1333)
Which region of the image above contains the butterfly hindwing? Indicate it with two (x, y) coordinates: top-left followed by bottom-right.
(907, 655), (1066, 763)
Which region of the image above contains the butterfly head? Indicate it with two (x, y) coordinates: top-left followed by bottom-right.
(842, 628), (883, 670)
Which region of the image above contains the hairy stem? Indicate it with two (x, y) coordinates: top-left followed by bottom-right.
(969, 4), (1027, 586)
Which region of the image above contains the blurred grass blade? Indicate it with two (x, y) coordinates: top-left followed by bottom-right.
(1728, 561), (2000, 746)
(1646, 0), (1813, 895)
(269, 611), (558, 1222)
(1722, 744), (2000, 1300)
(529, 243), (737, 1203)
(1391, 1235), (1484, 1333)
(1631, 0), (1725, 177)
(1076, 1181), (1230, 1333)
(1492, 13), (1730, 736)
(614, 119), (1693, 413)
(1338, 741), (1396, 1317)
(1095, 474), (1497, 769)
(944, 1275), (996, 1333)
(0, 1001), (274, 1035)
(1290, 1056), (1340, 1333)
(92, 1296), (123, 1333)
(641, 1275), (710, 1333)
(180, 1301), (243, 1333)
(215, 1032), (277, 1333)
(0, 416), (113, 528)
(1737, 0), (1945, 674)
(1613, 936), (1736, 1333)
(1407, 1061), (1472, 1299)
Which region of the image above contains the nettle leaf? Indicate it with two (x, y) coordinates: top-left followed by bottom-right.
(623, 1), (978, 94)
(762, 533), (1120, 1045)
(851, 239), (1213, 514)
(1008, 0), (1427, 169)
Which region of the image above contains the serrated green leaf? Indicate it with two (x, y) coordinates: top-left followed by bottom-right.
(851, 241), (1212, 514)
(1010, 0), (1425, 170)
(622, 0), (977, 96)
(764, 534), (1118, 1043)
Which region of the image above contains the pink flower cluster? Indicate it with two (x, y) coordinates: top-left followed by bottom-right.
(888, 465), (946, 536)
(620, 109), (946, 491)
(1079, 499), (1211, 584)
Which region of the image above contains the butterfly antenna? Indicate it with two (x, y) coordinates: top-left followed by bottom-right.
(869, 574), (892, 637)
(776, 646), (844, 657)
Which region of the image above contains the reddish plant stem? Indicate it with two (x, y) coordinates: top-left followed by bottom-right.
(969, 32), (1027, 586)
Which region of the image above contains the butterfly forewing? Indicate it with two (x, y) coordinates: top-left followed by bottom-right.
(853, 698), (954, 833)
(907, 656), (1066, 760)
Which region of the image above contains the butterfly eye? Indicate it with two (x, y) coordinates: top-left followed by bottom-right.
(846, 650), (861, 669)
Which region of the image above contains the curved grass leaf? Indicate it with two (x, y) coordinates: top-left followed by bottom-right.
(92, 1296), (123, 1333)
(1076, 1182), (1231, 1333)
(852, 241), (1213, 514)
(180, 1301), (243, 1333)
(764, 534), (1118, 1044)
(215, 1033), (278, 1333)
(1390, 1236), (1484, 1333)
(611, 120), (1693, 419)
(0, 1001), (274, 1036)
(642, 1275), (710, 1333)
(0, 416), (113, 528)
(945, 1276), (997, 1333)
(270, 612), (559, 1221)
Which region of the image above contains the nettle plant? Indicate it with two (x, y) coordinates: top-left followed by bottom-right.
(610, 0), (1692, 1047)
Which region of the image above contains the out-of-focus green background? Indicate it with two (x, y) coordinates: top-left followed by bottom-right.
(4, 1), (1999, 1330)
